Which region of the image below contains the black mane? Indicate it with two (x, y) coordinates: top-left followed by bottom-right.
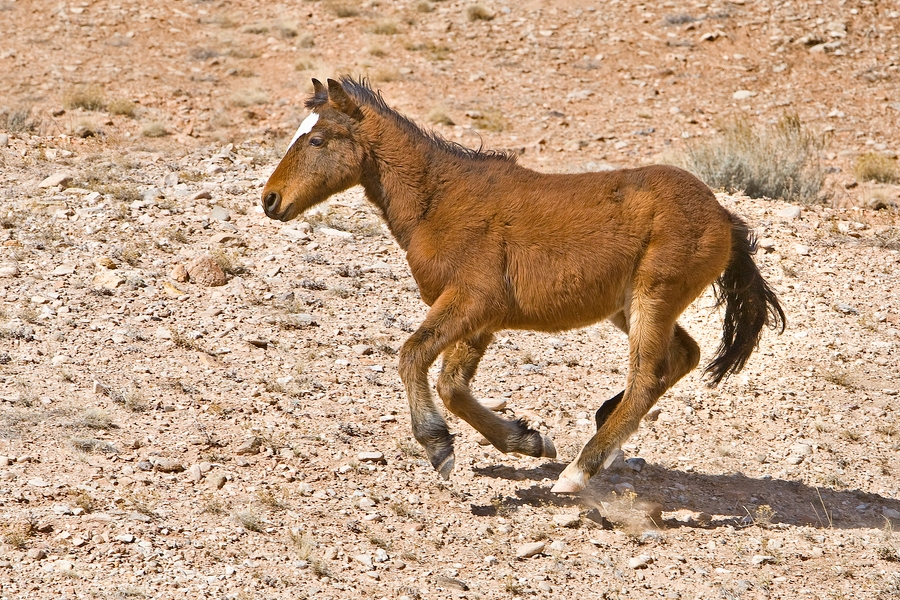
(305, 76), (517, 164)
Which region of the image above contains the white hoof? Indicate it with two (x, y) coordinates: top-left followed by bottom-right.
(551, 464), (589, 494)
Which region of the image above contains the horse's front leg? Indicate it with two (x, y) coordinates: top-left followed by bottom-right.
(436, 333), (556, 459)
(398, 290), (486, 479)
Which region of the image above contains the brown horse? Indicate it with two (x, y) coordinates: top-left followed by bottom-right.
(262, 77), (785, 493)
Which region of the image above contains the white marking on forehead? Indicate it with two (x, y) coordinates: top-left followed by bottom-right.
(286, 112), (319, 154)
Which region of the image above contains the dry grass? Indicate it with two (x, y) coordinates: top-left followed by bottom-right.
(107, 99), (137, 118)
(1, 519), (35, 549)
(674, 114), (827, 203)
(468, 107), (507, 132)
(427, 107), (455, 126)
(328, 2), (359, 18)
(234, 509), (265, 532)
(372, 20), (398, 35)
(467, 4), (495, 21)
(71, 437), (118, 454)
(416, 1), (434, 12)
(64, 85), (106, 111)
(1, 105), (39, 132)
(78, 407), (115, 430)
(256, 487), (288, 511)
(855, 152), (899, 183)
(230, 88), (269, 107)
(141, 122), (168, 138)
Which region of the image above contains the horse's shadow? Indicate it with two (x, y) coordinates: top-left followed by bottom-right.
(470, 461), (900, 530)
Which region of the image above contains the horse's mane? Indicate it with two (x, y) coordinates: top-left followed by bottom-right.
(305, 76), (517, 164)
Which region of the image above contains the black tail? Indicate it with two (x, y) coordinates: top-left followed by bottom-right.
(704, 213), (786, 385)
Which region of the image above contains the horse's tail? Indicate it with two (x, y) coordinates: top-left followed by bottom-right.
(704, 212), (786, 386)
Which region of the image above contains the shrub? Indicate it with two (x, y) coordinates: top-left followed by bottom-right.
(854, 152), (898, 183)
(64, 85), (106, 111)
(674, 114), (827, 203)
(467, 4), (495, 22)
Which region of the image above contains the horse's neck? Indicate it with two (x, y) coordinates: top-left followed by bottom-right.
(359, 122), (441, 250)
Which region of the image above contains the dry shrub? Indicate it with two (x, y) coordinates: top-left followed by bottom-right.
(328, 2), (359, 18)
(64, 85), (106, 111)
(467, 4), (495, 21)
(230, 88), (269, 107)
(469, 108), (507, 132)
(141, 122), (168, 138)
(427, 108), (454, 126)
(107, 99), (137, 118)
(675, 114), (827, 203)
(855, 152), (899, 183)
(416, 1), (434, 12)
(372, 20), (398, 35)
(1, 105), (39, 132)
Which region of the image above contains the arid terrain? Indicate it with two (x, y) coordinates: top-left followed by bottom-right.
(2, 0), (900, 599)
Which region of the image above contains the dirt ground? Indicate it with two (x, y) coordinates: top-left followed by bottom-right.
(2, 0), (900, 598)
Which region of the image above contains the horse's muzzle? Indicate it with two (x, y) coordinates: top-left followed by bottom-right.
(262, 191), (281, 219)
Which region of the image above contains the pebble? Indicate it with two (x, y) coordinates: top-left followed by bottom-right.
(357, 451), (386, 464)
(354, 554), (373, 569)
(27, 548), (46, 560)
(794, 244), (810, 256)
(153, 457), (185, 473)
(115, 534), (135, 543)
(752, 554), (775, 565)
(883, 507), (900, 520)
(625, 457), (646, 472)
(434, 575), (468, 591)
(211, 474), (228, 489)
(0, 263), (20, 277)
(38, 172), (72, 188)
(318, 227), (353, 239)
(187, 463), (203, 482)
(628, 554), (654, 569)
(484, 555), (498, 565)
(92, 268), (124, 290)
(516, 541), (545, 559)
(171, 264), (189, 282)
(758, 238), (776, 251)
(210, 206), (230, 222)
(778, 205), (802, 219)
(549, 540), (567, 552)
(235, 436), (262, 455)
(552, 513), (580, 528)
(55, 560), (75, 572)
(0, 133), (8, 147)
(733, 90), (756, 100)
(186, 254), (227, 287)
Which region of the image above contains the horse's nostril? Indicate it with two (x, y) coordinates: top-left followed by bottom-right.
(263, 191), (281, 214)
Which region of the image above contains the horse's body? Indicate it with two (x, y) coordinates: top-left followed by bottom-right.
(262, 77), (785, 493)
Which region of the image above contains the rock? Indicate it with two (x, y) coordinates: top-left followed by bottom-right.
(794, 244), (810, 256)
(190, 190), (212, 201)
(354, 554), (373, 569)
(625, 457), (646, 472)
(55, 560), (75, 572)
(210, 232), (242, 246)
(786, 455), (804, 465)
(153, 457), (184, 473)
(186, 254), (227, 287)
(733, 90), (757, 100)
(883, 507), (900, 520)
(641, 530), (664, 543)
(39, 173), (72, 188)
(0, 263), (19, 277)
(93, 256), (117, 269)
(643, 406), (662, 422)
(318, 227), (353, 239)
(752, 554), (775, 565)
(549, 540), (567, 552)
(480, 397), (507, 411)
(758, 238), (776, 252)
(187, 463), (203, 482)
(27, 548), (47, 560)
(171, 264), (189, 282)
(51, 355), (73, 365)
(0, 133), (8, 147)
(790, 443), (813, 456)
(210, 206), (230, 222)
(115, 534), (135, 543)
(52, 504), (74, 515)
(93, 268), (124, 290)
(516, 541), (545, 559)
(357, 451), (386, 464)
(211, 474), (227, 489)
(52, 263), (76, 276)
(434, 575), (469, 591)
(552, 513), (580, 528)
(778, 206), (802, 220)
(235, 437), (262, 455)
(628, 554), (653, 569)
(867, 196), (892, 211)
(281, 227), (311, 242)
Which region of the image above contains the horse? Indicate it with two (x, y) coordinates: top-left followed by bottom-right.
(261, 77), (785, 493)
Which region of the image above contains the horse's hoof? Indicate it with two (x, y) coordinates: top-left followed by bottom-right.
(540, 434), (557, 459)
(435, 453), (455, 480)
(551, 464), (588, 494)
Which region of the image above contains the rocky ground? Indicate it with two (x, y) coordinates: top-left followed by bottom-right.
(2, 0), (900, 599)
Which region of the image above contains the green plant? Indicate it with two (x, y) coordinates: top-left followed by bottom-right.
(674, 114), (827, 203)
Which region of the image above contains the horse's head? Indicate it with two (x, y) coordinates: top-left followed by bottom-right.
(261, 78), (365, 222)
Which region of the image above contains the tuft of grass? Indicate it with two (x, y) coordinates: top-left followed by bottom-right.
(1, 105), (39, 132)
(468, 107), (507, 132)
(64, 85), (106, 111)
(230, 88), (269, 107)
(124, 387), (149, 413)
(202, 498), (227, 515)
(72, 438), (118, 454)
(427, 107), (454, 126)
(107, 99), (137, 118)
(674, 114), (827, 203)
(372, 20), (398, 35)
(328, 3), (359, 18)
(855, 152), (899, 183)
(467, 4), (495, 21)
(234, 510), (265, 533)
(78, 407), (115, 430)
(274, 21), (298, 38)
(289, 530), (316, 559)
(256, 488), (288, 511)
(1, 520), (35, 549)
(295, 58), (316, 71)
(141, 122), (168, 138)
(127, 492), (159, 519)
(73, 491), (96, 513)
(368, 44), (387, 57)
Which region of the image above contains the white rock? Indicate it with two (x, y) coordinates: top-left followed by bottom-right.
(752, 554), (775, 565)
(549, 540), (567, 552)
(39, 173), (72, 188)
(318, 227), (353, 239)
(354, 554), (373, 569)
(115, 534), (135, 543)
(552, 513), (580, 528)
(516, 541), (545, 558)
(484, 555), (498, 565)
(794, 244), (810, 256)
(628, 554), (653, 569)
(733, 90), (757, 100)
(883, 507), (900, 520)
(790, 443), (813, 456)
(778, 206), (802, 220)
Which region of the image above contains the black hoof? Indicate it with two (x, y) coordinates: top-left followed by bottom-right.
(595, 390), (625, 431)
(427, 444), (456, 479)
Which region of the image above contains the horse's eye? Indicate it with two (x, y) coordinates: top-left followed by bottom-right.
(310, 137), (324, 147)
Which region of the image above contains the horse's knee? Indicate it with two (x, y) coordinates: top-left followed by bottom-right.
(684, 335), (701, 371)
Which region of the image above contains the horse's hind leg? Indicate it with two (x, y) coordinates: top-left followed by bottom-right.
(436, 333), (556, 459)
(553, 296), (692, 493)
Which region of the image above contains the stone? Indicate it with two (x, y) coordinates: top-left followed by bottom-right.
(0, 263), (19, 277)
(210, 206), (230, 222)
(777, 206), (802, 220)
(115, 534), (135, 543)
(794, 244), (810, 256)
(236, 437), (262, 455)
(484, 555), (498, 565)
(643, 406), (662, 422)
(92, 268), (124, 290)
(628, 554), (653, 569)
(210, 232), (242, 246)
(186, 254), (227, 287)
(0, 133), (8, 147)
(752, 554), (775, 565)
(354, 554), (373, 569)
(318, 227), (353, 239)
(171, 264), (189, 282)
(435, 575), (469, 591)
(187, 463), (203, 482)
(480, 397), (507, 411)
(883, 507), (900, 520)
(93, 256), (117, 269)
(190, 190), (212, 201)
(27, 548), (46, 560)
(211, 474), (227, 489)
(39, 172), (72, 188)
(516, 541), (545, 559)
(625, 457), (646, 472)
(153, 457), (184, 473)
(758, 238), (776, 251)
(281, 227), (311, 242)
(733, 90), (756, 100)
(549, 540), (567, 552)
(552, 513), (580, 528)
(52, 263), (76, 276)
(52, 504), (74, 515)
(357, 451), (386, 464)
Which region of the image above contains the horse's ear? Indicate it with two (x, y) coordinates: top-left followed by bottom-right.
(326, 78), (359, 117)
(311, 78), (327, 95)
